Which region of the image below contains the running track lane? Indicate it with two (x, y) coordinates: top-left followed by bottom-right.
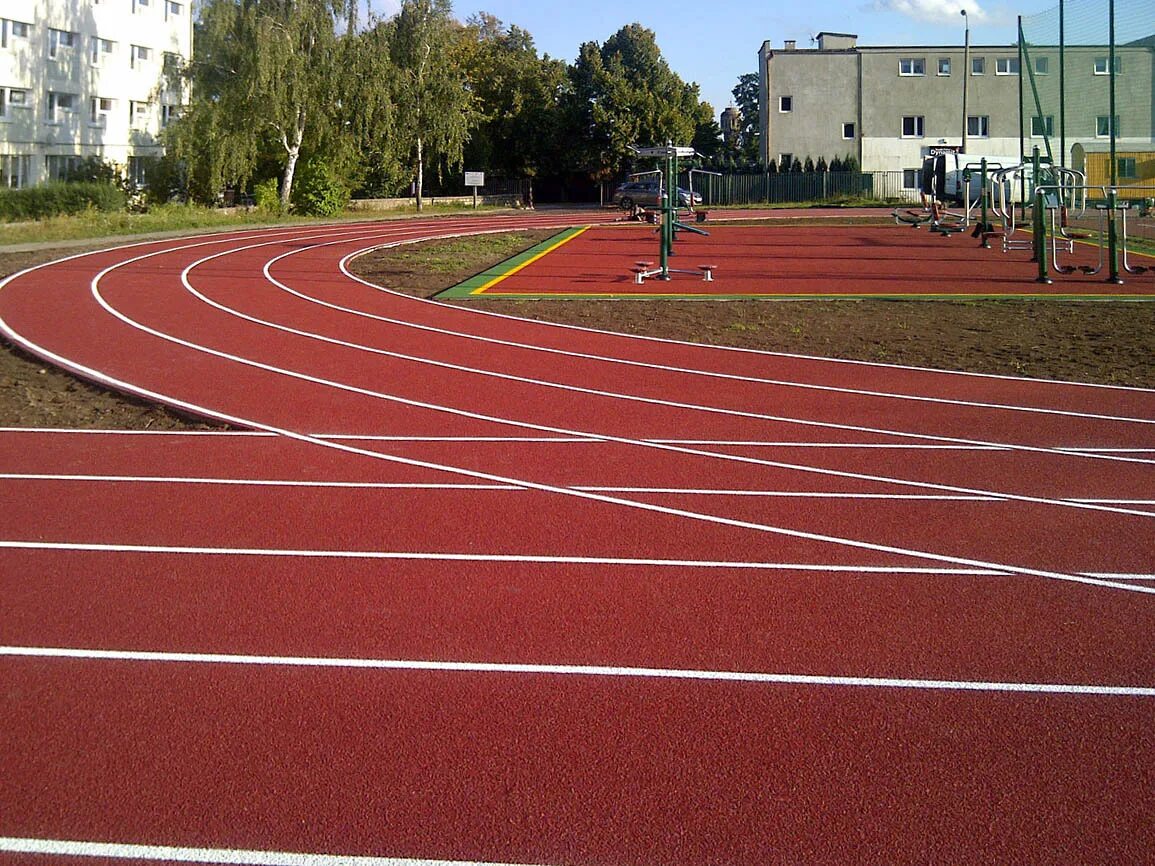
(1, 213), (1154, 864)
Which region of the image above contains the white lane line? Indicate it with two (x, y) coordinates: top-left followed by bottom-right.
(0, 837), (538, 866)
(300, 249), (1155, 429)
(196, 225), (1155, 465)
(10, 283), (1154, 598)
(0, 472), (1005, 500)
(2, 645), (1153, 697)
(0, 540), (1003, 573)
(157, 230), (1155, 517)
(348, 230), (1155, 397)
(5, 222), (1150, 594)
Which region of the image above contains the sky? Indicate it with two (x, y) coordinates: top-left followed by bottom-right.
(368, 0), (1060, 119)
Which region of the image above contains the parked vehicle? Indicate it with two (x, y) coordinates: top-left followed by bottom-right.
(613, 180), (702, 209)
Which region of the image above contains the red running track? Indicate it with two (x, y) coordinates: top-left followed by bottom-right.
(1, 211), (1154, 865)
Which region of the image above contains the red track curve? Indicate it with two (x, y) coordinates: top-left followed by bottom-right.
(1, 211), (1154, 864)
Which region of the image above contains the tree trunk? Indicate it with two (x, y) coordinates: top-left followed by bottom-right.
(415, 136), (424, 212)
(281, 144), (300, 212)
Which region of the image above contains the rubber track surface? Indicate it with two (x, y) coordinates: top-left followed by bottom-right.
(1, 211), (1154, 865)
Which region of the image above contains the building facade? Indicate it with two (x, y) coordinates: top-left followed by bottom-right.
(1, 0), (192, 188)
(758, 31), (1154, 189)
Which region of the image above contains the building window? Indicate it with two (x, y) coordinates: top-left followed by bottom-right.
(89, 36), (113, 65)
(133, 0), (151, 11)
(161, 103), (180, 126)
(1096, 115), (1119, 137)
(901, 115), (924, 138)
(165, 1), (183, 19)
(971, 57), (985, 75)
(46, 91), (77, 123)
(47, 28), (75, 59)
(779, 95), (792, 113)
(1034, 56), (1049, 74)
(1117, 157), (1137, 179)
(967, 115), (990, 137)
(2, 19), (32, 49)
(995, 57), (1019, 75)
(903, 168), (920, 189)
(899, 58), (926, 76)
(44, 154), (82, 182)
(779, 153), (793, 170)
(1094, 56), (1121, 75)
(842, 122), (855, 140)
(937, 57), (951, 75)
(130, 100), (151, 127)
(1030, 115), (1054, 137)
(0, 154), (31, 188)
(128, 155), (156, 188)
(90, 96), (113, 126)
(131, 44), (152, 68)
(1, 87), (28, 119)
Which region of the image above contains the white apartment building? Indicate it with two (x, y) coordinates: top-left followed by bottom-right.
(0, 0), (192, 188)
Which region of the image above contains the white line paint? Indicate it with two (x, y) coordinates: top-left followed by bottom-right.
(2, 645), (1153, 697)
(0, 837), (540, 866)
(0, 472), (1005, 500)
(5, 315), (1153, 597)
(0, 540), (1004, 573)
(4, 221), (1152, 596)
(80, 234), (1155, 521)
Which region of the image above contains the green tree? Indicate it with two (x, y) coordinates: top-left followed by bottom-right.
(458, 14), (568, 203)
(390, 0), (476, 210)
(731, 72), (760, 163)
(563, 24), (712, 184)
(167, 0), (343, 209)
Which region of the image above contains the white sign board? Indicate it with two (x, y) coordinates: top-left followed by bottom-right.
(465, 171), (485, 187)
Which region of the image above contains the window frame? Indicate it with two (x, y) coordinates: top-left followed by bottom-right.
(842, 121), (855, 140)
(1030, 115), (1054, 137)
(778, 95), (792, 113)
(995, 57), (1020, 75)
(901, 115), (925, 138)
(966, 115), (990, 138)
(937, 57), (951, 76)
(1094, 56), (1121, 75)
(898, 57), (926, 77)
(971, 57), (985, 75)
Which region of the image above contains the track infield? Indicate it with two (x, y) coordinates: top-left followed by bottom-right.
(438, 221), (1155, 300)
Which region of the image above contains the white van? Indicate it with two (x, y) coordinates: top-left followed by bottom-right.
(922, 153), (1019, 205)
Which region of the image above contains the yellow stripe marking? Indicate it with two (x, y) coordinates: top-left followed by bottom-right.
(471, 226), (592, 295)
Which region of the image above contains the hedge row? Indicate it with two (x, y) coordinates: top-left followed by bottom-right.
(0, 182), (127, 221)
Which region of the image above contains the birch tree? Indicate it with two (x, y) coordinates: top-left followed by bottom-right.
(389, 0), (475, 210)
(168, 0), (342, 209)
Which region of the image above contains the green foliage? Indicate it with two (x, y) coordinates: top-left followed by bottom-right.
(390, 0), (477, 207)
(290, 160), (349, 216)
(803, 156), (815, 173)
(843, 153), (860, 172)
(829, 155), (844, 172)
(143, 155), (188, 206)
(64, 156), (122, 186)
(253, 177), (282, 213)
(816, 156), (828, 172)
(731, 72), (761, 162)
(0, 183), (126, 222)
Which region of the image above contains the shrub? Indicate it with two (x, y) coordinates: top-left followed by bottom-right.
(0, 182), (127, 221)
(291, 160), (350, 217)
(253, 177), (281, 214)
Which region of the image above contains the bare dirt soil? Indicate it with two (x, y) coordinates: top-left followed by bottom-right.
(2, 230), (1154, 431)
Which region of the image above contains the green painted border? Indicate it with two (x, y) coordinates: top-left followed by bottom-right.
(435, 224), (1155, 302)
(434, 227), (588, 299)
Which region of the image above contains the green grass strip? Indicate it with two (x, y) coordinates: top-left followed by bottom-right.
(435, 227), (588, 299)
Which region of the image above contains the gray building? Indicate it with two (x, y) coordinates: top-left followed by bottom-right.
(757, 31), (1154, 188)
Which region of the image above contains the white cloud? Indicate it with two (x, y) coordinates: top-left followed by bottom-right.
(874, 0), (990, 25)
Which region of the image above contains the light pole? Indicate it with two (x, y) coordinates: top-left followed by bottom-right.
(961, 9), (970, 153)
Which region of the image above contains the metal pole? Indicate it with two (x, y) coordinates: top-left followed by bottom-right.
(1107, 0), (1121, 283)
(1059, 0), (1066, 169)
(961, 10), (969, 153)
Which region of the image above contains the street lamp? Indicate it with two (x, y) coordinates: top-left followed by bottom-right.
(961, 9), (970, 154)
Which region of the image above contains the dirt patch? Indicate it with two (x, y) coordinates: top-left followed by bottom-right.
(2, 229), (1154, 432)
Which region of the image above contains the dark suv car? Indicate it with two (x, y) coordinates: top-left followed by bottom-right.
(613, 181), (701, 208)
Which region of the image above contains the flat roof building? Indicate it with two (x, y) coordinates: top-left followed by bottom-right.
(1, 0), (192, 188)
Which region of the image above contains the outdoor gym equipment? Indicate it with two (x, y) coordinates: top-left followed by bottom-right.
(628, 144), (712, 283)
